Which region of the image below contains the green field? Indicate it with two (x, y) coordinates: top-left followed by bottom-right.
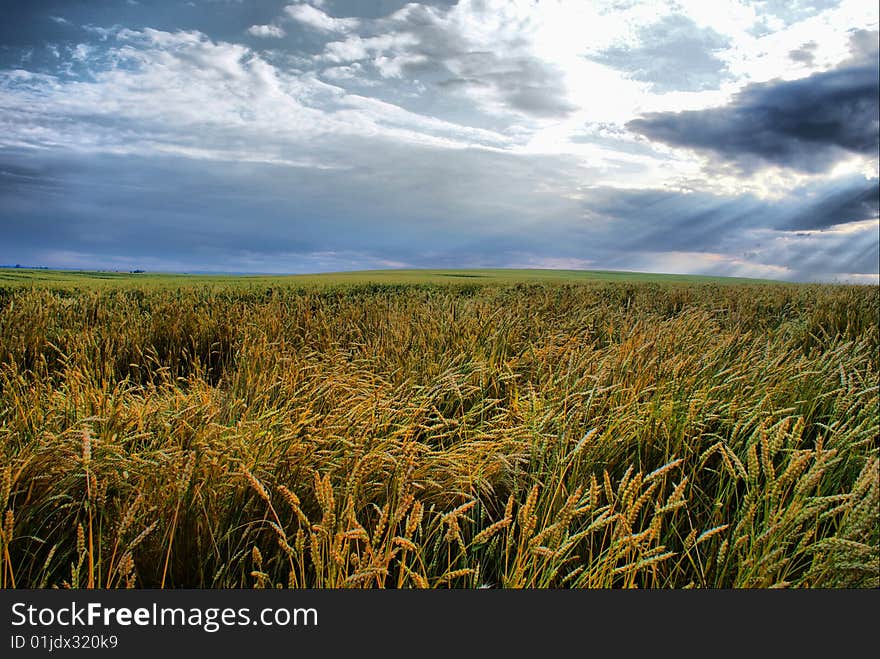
(0, 267), (779, 289)
(0, 270), (876, 588)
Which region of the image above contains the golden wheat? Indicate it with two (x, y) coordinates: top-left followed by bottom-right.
(0, 281), (876, 587)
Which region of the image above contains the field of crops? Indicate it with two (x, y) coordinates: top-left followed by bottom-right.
(0, 267), (775, 288)
(0, 273), (877, 588)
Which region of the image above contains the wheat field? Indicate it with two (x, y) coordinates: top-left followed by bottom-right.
(0, 277), (877, 588)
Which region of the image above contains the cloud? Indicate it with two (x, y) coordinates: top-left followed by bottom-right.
(571, 174), (879, 280)
(582, 175), (878, 242)
(590, 14), (732, 92)
(845, 28), (880, 65)
(1, 142), (875, 282)
(627, 43), (879, 173)
(0, 27), (510, 162)
(780, 177), (879, 230)
(321, 33), (418, 64)
(285, 3), (360, 34)
(308, 1), (577, 119)
(0, 144), (590, 273)
(788, 41), (818, 65)
(746, 0), (842, 28)
(247, 24), (286, 39)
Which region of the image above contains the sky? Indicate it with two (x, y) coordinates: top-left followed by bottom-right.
(0, 0), (877, 282)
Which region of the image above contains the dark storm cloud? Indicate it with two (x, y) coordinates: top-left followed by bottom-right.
(590, 14), (731, 92)
(627, 45), (880, 173)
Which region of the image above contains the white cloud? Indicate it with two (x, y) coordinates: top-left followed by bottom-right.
(285, 3), (359, 34)
(247, 24), (286, 39)
(321, 33), (417, 64)
(0, 28), (512, 163)
(719, 0), (879, 83)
